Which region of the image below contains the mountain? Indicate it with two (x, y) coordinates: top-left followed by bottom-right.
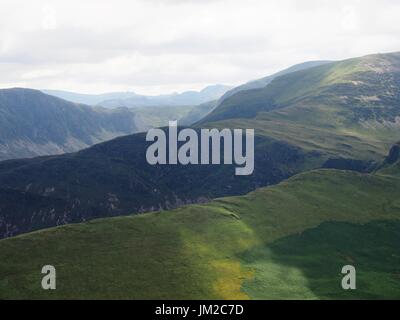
(0, 88), (214, 161)
(124, 104), (212, 131)
(0, 88), (140, 161)
(179, 100), (218, 125)
(200, 52), (400, 160)
(98, 84), (233, 108)
(218, 60), (331, 102)
(1, 53), (400, 299)
(42, 90), (139, 106)
(1, 144), (399, 299)
(44, 85), (233, 108)
(1, 52), (400, 239)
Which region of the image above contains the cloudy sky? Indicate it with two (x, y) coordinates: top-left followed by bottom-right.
(1, 0), (400, 95)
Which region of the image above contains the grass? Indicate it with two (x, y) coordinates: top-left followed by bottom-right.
(199, 53), (400, 162)
(241, 220), (400, 299)
(1, 167), (400, 299)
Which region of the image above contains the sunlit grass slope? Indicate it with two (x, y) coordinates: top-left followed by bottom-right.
(1, 166), (399, 299)
(200, 52), (400, 161)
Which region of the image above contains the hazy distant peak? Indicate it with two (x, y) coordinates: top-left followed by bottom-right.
(43, 84), (233, 108)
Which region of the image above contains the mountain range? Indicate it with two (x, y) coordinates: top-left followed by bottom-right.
(218, 60), (331, 102)
(0, 88), (140, 160)
(0, 88), (220, 161)
(43, 84), (233, 108)
(1, 51), (400, 299)
(0, 62), (342, 162)
(0, 52), (400, 239)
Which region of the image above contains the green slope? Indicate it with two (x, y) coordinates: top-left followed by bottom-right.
(242, 220), (400, 299)
(218, 60), (331, 102)
(1, 161), (399, 299)
(0, 88), (140, 160)
(0, 88), (214, 161)
(200, 52), (400, 161)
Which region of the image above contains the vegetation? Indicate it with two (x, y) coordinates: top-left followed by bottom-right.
(1, 53), (400, 299)
(1, 163), (399, 299)
(201, 53), (400, 161)
(0, 89), (217, 161)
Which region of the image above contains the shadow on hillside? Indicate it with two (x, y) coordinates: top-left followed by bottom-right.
(240, 220), (400, 299)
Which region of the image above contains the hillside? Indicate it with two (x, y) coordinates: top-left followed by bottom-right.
(218, 60), (331, 102)
(0, 152), (399, 299)
(0, 88), (211, 161)
(0, 131), (321, 238)
(2, 52), (400, 298)
(201, 52), (400, 160)
(42, 90), (139, 106)
(0, 88), (141, 161)
(97, 84), (232, 108)
(131, 103), (215, 131)
(43, 85), (232, 108)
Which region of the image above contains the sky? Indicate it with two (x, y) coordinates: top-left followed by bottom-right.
(1, 0), (400, 95)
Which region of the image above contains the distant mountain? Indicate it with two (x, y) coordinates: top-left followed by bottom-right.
(201, 52), (400, 159)
(42, 90), (138, 106)
(98, 84), (233, 108)
(218, 61), (331, 102)
(0, 88), (141, 161)
(179, 100), (218, 125)
(0, 88), (213, 161)
(44, 85), (233, 108)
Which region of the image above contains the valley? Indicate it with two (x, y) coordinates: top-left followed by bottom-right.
(1, 52), (400, 300)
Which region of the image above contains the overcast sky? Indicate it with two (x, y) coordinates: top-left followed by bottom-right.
(1, 0), (400, 95)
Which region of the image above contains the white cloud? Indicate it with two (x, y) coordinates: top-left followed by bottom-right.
(41, 6), (57, 30)
(0, 0), (400, 95)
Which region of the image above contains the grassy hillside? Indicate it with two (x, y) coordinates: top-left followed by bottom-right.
(0, 88), (140, 160)
(132, 103), (214, 131)
(0, 88), (214, 161)
(201, 53), (400, 161)
(218, 60), (331, 102)
(1, 163), (399, 299)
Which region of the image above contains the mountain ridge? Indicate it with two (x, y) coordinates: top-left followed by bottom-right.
(0, 88), (140, 161)
(218, 60), (332, 103)
(0, 88), (216, 161)
(44, 84), (233, 108)
(1, 52), (400, 239)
